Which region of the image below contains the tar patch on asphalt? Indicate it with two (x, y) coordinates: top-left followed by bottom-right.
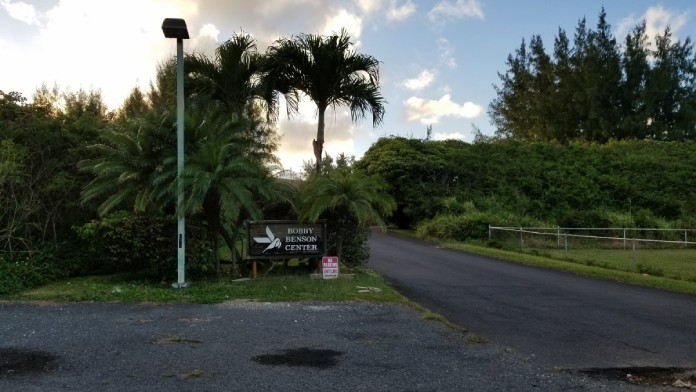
(573, 367), (696, 388)
(0, 348), (57, 377)
(251, 347), (342, 369)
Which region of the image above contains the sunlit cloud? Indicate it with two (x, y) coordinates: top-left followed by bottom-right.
(353, 0), (415, 22)
(402, 70), (435, 90)
(1, 0), (41, 26)
(322, 8), (362, 39)
(387, 0), (416, 22)
(433, 132), (466, 141)
(617, 5), (688, 43)
(428, 0), (484, 24)
(405, 94), (483, 124)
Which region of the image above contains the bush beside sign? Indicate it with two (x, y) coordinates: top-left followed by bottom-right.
(246, 220), (326, 259)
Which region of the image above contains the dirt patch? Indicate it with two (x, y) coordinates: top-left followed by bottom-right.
(251, 347), (342, 369)
(155, 336), (203, 344)
(576, 367), (696, 388)
(0, 348), (57, 377)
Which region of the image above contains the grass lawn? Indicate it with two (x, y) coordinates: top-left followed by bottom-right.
(2, 269), (405, 304)
(539, 248), (696, 281)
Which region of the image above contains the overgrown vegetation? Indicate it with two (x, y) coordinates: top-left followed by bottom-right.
(358, 137), (696, 238)
(4, 7), (696, 298)
(1, 29), (387, 295)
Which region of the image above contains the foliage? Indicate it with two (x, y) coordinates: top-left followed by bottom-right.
(263, 29), (385, 172)
(489, 8), (696, 142)
(79, 110), (176, 216)
(0, 252), (65, 295)
(75, 212), (214, 280)
(298, 163), (395, 265)
(358, 137), (696, 232)
(0, 89), (105, 255)
(185, 32), (277, 121)
(416, 200), (548, 241)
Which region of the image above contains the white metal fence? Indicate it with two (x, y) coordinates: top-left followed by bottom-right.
(489, 226), (696, 281)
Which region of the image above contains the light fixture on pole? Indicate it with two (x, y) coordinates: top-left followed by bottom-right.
(162, 18), (189, 289)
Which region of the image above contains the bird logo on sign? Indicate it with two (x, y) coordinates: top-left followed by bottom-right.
(253, 226), (282, 253)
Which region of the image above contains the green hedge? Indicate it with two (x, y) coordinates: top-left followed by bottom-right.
(76, 212), (214, 281)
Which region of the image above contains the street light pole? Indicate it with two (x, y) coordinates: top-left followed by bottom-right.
(162, 18), (189, 289)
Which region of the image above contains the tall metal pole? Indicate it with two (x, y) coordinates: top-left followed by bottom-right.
(161, 18), (189, 289)
(174, 37), (187, 288)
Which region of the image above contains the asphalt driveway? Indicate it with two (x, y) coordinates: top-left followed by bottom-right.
(0, 300), (644, 391)
(368, 231), (696, 369)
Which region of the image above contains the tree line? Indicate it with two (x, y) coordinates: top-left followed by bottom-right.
(0, 30), (392, 293)
(358, 137), (696, 236)
(489, 8), (696, 143)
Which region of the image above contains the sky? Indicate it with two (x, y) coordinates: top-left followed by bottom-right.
(2, 0), (696, 172)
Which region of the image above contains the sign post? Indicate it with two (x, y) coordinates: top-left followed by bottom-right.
(322, 256), (339, 279)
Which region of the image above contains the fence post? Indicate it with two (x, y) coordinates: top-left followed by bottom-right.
(488, 225), (491, 242)
(564, 234), (568, 257)
(557, 227), (560, 248)
(520, 227), (524, 250)
(631, 239), (636, 273)
(623, 228), (627, 249)
(685, 230), (688, 245)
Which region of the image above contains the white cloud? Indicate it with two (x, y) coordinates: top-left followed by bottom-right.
(191, 23), (220, 55)
(428, 0), (484, 23)
(387, 0), (416, 22)
(402, 70), (435, 90)
(404, 94), (482, 124)
(433, 132), (466, 141)
(617, 5), (688, 43)
(437, 38), (457, 69)
(322, 8), (362, 39)
(644, 6), (687, 40)
(354, 0), (383, 15)
(0, 0), (380, 172)
(1, 0), (41, 25)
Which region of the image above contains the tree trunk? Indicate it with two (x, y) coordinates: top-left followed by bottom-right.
(219, 217), (244, 276)
(204, 192), (223, 279)
(336, 235), (343, 263)
(314, 107), (326, 173)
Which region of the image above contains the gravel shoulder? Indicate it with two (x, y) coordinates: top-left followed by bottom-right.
(0, 300), (652, 391)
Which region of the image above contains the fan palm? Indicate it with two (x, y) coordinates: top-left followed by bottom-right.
(264, 29), (386, 172)
(298, 167), (395, 262)
(79, 112), (175, 216)
(154, 109), (294, 277)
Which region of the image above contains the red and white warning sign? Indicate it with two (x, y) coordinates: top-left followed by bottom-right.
(322, 256), (339, 279)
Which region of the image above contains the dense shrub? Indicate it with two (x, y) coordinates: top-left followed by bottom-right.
(417, 206), (548, 242)
(358, 138), (696, 229)
(76, 212), (214, 281)
(0, 251), (68, 295)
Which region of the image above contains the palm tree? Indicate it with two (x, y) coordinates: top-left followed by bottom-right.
(298, 166), (395, 263)
(185, 32), (279, 121)
(154, 109), (294, 277)
(264, 29), (386, 172)
(79, 111), (175, 216)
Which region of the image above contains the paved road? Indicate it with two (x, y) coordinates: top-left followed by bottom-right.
(368, 231), (696, 369)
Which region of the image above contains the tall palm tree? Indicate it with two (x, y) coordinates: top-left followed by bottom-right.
(264, 29), (386, 172)
(185, 32), (279, 121)
(298, 167), (395, 262)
